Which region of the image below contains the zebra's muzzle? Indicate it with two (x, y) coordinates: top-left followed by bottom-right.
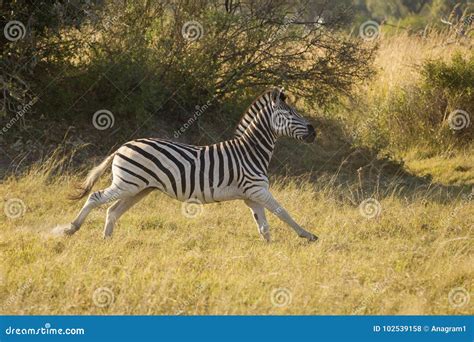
(303, 125), (316, 143)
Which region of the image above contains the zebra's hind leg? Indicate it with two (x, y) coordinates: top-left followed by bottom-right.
(64, 186), (126, 236)
(103, 188), (154, 238)
(245, 200), (270, 242)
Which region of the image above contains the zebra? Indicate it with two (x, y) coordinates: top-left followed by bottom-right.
(64, 87), (318, 242)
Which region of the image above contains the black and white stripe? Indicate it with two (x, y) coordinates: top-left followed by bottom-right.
(65, 88), (318, 242)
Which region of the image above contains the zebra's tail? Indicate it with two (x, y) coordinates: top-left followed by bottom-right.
(68, 152), (116, 200)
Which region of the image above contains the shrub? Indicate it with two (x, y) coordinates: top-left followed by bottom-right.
(351, 51), (473, 154)
(1, 0), (375, 144)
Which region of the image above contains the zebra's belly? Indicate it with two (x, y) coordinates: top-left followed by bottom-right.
(167, 184), (244, 204)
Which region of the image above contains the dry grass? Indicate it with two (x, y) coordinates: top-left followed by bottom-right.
(0, 33), (473, 316)
(344, 31), (473, 156)
(404, 151), (474, 186)
(371, 31), (471, 95)
(0, 167), (473, 315)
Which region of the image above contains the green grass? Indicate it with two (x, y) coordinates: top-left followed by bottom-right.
(404, 152), (474, 186)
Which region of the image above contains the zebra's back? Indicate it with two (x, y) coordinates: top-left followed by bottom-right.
(111, 138), (245, 203)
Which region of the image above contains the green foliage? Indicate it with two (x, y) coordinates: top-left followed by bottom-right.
(422, 53), (474, 97)
(351, 52), (473, 154)
(1, 0), (374, 143)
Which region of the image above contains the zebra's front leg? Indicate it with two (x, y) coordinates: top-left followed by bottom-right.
(244, 200), (270, 242)
(249, 190), (318, 242)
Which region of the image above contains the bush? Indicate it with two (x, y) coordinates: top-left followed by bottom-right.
(422, 53), (474, 98)
(348, 51), (473, 154)
(1, 0), (375, 144)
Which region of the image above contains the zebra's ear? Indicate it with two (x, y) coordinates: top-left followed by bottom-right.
(272, 87), (286, 102)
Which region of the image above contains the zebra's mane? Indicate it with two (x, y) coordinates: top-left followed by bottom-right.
(234, 89), (274, 138)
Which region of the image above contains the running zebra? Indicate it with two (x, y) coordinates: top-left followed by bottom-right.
(64, 88), (318, 242)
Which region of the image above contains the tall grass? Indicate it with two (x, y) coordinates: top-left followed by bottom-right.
(0, 146), (472, 315)
(341, 31), (473, 156)
(1, 31), (473, 316)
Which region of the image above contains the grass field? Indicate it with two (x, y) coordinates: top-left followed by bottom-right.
(1, 153), (473, 315)
(1, 32), (473, 315)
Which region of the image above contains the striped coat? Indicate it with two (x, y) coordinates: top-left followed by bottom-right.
(64, 88), (318, 242)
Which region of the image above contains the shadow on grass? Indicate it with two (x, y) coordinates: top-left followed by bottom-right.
(1, 116), (471, 204)
(269, 117), (472, 204)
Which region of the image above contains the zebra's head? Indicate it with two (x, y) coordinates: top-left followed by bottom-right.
(270, 88), (316, 143)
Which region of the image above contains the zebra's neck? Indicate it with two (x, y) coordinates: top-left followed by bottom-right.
(237, 103), (277, 175)
(234, 91), (272, 139)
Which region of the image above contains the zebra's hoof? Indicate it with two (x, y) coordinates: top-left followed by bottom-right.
(51, 224), (77, 236)
(306, 234), (318, 242)
(63, 224), (79, 236)
(261, 232), (271, 243)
